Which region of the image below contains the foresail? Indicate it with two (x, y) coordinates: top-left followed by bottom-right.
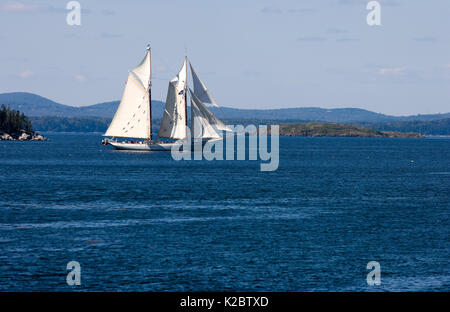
(190, 89), (231, 139)
(190, 62), (219, 107)
(158, 58), (187, 139)
(104, 50), (151, 139)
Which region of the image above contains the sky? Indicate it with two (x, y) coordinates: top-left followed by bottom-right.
(0, 0), (449, 115)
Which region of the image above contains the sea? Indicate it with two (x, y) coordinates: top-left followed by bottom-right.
(0, 133), (449, 291)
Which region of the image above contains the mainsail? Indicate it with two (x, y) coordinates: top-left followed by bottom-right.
(158, 58), (188, 139)
(190, 62), (218, 107)
(104, 50), (151, 139)
(190, 89), (230, 139)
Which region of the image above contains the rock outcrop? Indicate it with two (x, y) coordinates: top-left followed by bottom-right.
(0, 131), (46, 141)
(31, 134), (46, 141)
(18, 132), (30, 140)
(1, 133), (13, 140)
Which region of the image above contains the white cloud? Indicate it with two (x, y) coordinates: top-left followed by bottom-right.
(297, 36), (327, 42)
(288, 8), (316, 14)
(100, 32), (123, 39)
(336, 38), (360, 43)
(338, 0), (400, 6)
(101, 9), (115, 16)
(261, 6), (282, 14)
(74, 74), (86, 82)
(377, 67), (406, 75)
(413, 36), (438, 42)
(0, 2), (90, 13)
(155, 65), (167, 73)
(0, 1), (39, 12)
(327, 27), (348, 34)
(18, 70), (34, 78)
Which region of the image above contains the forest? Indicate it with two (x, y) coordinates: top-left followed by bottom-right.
(0, 105), (33, 134)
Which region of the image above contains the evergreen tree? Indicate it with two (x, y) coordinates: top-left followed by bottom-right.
(0, 105), (33, 133)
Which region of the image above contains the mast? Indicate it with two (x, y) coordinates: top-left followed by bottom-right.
(184, 56), (188, 140)
(147, 44), (153, 141)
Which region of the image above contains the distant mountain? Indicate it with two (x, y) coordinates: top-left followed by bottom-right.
(6, 91), (445, 135)
(0, 92), (79, 117)
(74, 101), (120, 118)
(1, 92), (449, 123)
(84, 100), (165, 120)
(0, 92), (165, 118)
(211, 107), (397, 123)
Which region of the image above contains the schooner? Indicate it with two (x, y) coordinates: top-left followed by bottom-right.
(103, 45), (230, 151)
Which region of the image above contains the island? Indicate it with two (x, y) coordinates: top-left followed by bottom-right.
(0, 105), (46, 141)
(265, 122), (423, 138)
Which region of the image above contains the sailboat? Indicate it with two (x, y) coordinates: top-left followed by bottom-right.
(103, 45), (230, 151)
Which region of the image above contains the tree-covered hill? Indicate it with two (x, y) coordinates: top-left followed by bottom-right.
(2, 92), (449, 123)
(0, 92), (165, 118)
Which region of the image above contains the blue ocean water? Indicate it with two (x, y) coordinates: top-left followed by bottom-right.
(0, 133), (449, 291)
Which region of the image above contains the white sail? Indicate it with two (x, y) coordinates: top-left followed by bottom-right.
(104, 50), (151, 139)
(190, 62), (219, 107)
(190, 89), (231, 139)
(133, 50), (151, 89)
(158, 58), (188, 139)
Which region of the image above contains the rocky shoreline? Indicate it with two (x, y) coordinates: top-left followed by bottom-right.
(0, 131), (46, 141)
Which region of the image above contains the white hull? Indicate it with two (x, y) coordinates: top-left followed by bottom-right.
(108, 141), (181, 151)
(107, 138), (223, 151)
